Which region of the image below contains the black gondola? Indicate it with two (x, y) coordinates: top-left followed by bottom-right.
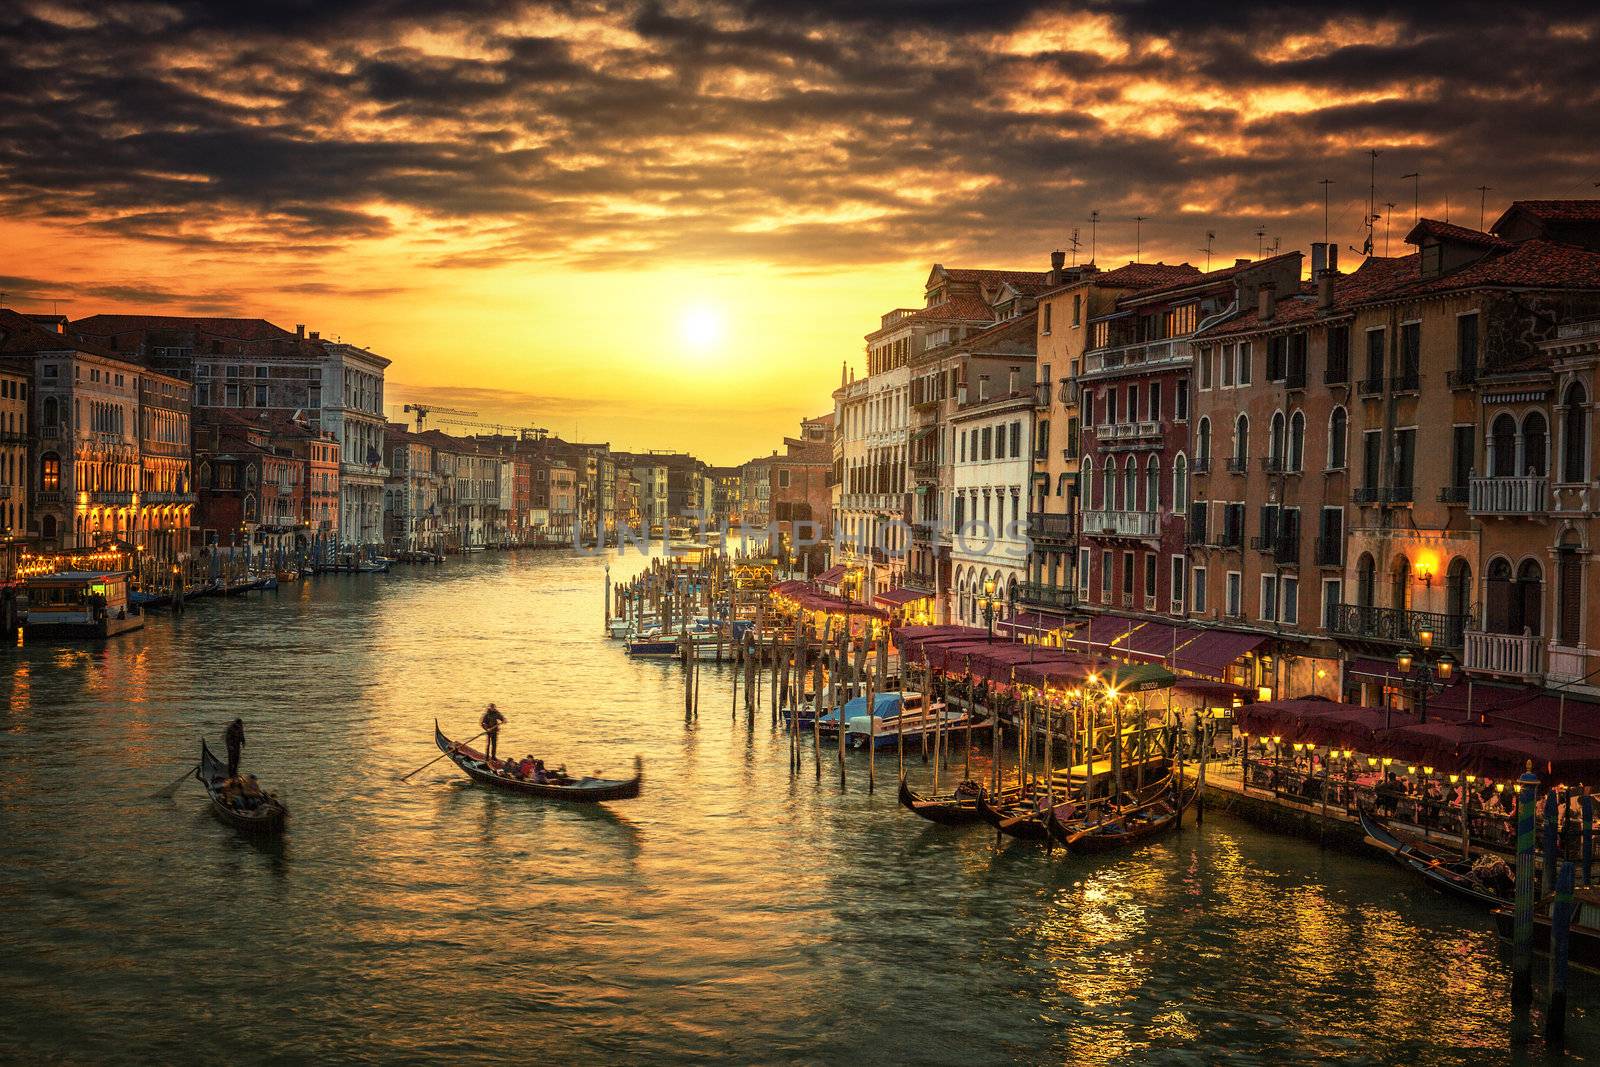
(435, 721), (642, 802)
(1048, 781), (1194, 852)
(898, 777), (1021, 826)
(1359, 808), (1512, 908)
(197, 738), (288, 834)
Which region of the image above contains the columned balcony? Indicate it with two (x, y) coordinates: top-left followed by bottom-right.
(1464, 630), (1545, 679)
(1089, 510), (1159, 538)
(904, 570), (937, 594)
(1469, 476), (1547, 516)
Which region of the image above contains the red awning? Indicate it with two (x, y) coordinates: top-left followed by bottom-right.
(1172, 677), (1250, 704)
(874, 587), (929, 608)
(1170, 629), (1268, 679)
(996, 610), (1075, 635)
(815, 564), (846, 586)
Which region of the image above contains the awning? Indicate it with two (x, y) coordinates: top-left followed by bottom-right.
(874, 587), (929, 608)
(996, 610), (1075, 635)
(1103, 662), (1176, 693)
(1170, 629), (1268, 679)
(1172, 677), (1250, 704)
(815, 564), (846, 586)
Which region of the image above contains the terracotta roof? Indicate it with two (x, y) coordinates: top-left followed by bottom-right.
(1194, 255), (1418, 339)
(1495, 200), (1600, 225)
(70, 314), (298, 342)
(0, 309), (120, 359)
(1389, 238), (1600, 298)
(939, 268), (1050, 288)
(957, 310), (1039, 353)
(1122, 250), (1303, 306)
(1092, 262), (1204, 290)
(910, 295), (997, 323)
(1403, 218), (1510, 249)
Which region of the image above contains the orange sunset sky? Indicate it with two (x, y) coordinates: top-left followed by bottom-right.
(3, 2), (1597, 463)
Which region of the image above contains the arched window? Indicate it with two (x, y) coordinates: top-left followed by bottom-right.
(1485, 556), (1513, 633)
(40, 452), (60, 491)
(243, 493), (257, 521)
(1328, 407), (1348, 470)
(1522, 412), (1548, 476)
(1121, 456), (1136, 512)
(198, 461), (212, 489)
(1516, 559), (1544, 637)
(1082, 464), (1095, 513)
(1196, 416), (1211, 464)
(1233, 414), (1249, 464)
(1173, 454), (1189, 511)
(1390, 555), (1411, 611)
(1101, 456), (1114, 510)
(1563, 382), (1587, 483)
(1447, 557), (1471, 622)
(1489, 413), (1517, 478)
(1269, 411), (1286, 466)
(1356, 553), (1375, 608)
(1288, 410), (1306, 472)
(1144, 455), (1160, 513)
(1558, 532), (1583, 646)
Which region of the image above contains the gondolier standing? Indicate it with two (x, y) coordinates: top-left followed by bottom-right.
(480, 703), (506, 761)
(224, 718), (246, 778)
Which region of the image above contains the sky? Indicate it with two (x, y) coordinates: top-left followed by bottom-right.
(3, 1), (1599, 464)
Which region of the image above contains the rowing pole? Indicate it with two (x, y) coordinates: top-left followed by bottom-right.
(399, 730), (486, 781)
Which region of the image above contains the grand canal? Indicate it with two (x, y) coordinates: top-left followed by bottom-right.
(1, 547), (1594, 1063)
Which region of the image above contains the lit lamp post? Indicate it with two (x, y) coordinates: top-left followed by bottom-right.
(1394, 627), (1455, 725)
(980, 576), (999, 643)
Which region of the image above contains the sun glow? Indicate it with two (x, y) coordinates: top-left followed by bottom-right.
(679, 306), (725, 351)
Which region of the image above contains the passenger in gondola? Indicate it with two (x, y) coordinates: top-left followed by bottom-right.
(517, 754), (536, 779)
(481, 703), (506, 761)
(224, 718), (246, 778)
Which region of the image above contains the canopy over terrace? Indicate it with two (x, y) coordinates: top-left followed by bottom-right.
(1053, 617), (1268, 681)
(769, 580), (885, 620)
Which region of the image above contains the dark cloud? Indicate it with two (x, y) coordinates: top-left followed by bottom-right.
(1, 0), (1596, 280)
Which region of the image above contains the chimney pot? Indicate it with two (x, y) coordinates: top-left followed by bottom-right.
(1327, 245), (1339, 272)
(1258, 283), (1276, 321)
(309, 330), (320, 341)
(1310, 242), (1327, 277)
(1007, 368), (1019, 395)
(295, 324), (305, 338)
(1318, 271), (1335, 310)
(1235, 258), (1250, 268)
(1050, 250), (1066, 272)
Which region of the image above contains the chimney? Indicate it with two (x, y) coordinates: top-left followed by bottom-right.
(957, 382), (969, 405)
(1318, 270), (1335, 310)
(1258, 283), (1276, 321)
(1327, 244), (1339, 273)
(295, 324), (305, 339)
(1310, 243), (1327, 277)
(1007, 368), (1019, 395)
(309, 330), (320, 341)
(1235, 258), (1250, 268)
(978, 374), (990, 400)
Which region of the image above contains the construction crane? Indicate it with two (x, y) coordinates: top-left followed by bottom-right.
(436, 416), (550, 442)
(402, 403), (478, 431)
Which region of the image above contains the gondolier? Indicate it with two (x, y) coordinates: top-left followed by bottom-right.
(480, 703), (506, 761)
(224, 718), (246, 777)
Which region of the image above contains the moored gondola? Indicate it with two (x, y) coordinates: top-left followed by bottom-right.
(898, 777), (1022, 825)
(434, 721), (642, 802)
(1359, 808), (1512, 908)
(1046, 778), (1193, 852)
(974, 787), (1055, 842)
(197, 738), (288, 834)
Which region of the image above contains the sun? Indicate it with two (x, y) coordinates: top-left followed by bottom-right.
(679, 306), (724, 351)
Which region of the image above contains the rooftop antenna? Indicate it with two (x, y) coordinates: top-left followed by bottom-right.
(1361, 149), (1378, 257)
(1068, 226), (1082, 267)
(1401, 172), (1420, 220)
(1089, 210), (1100, 264)
(1133, 216), (1148, 262)
(1318, 178), (1334, 244)
(1444, 192), (1450, 224)
(1199, 230), (1215, 271)
(1254, 227), (1267, 259)
(1478, 185), (1493, 230)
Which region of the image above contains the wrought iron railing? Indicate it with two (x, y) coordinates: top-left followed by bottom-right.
(1330, 603), (1469, 649)
(1016, 581), (1076, 612)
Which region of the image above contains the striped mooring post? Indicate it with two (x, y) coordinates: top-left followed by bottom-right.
(1512, 764), (1540, 1007)
(1582, 791), (1594, 886)
(1547, 860), (1576, 1044)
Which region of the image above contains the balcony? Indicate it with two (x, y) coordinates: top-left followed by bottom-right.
(143, 491), (198, 505)
(1090, 510), (1159, 538)
(1016, 581), (1076, 612)
(910, 522), (934, 544)
(1027, 512), (1076, 543)
(1218, 526), (1243, 549)
(1469, 476), (1547, 516)
(1224, 457), (1247, 474)
(1447, 368), (1478, 391)
(1357, 377), (1384, 397)
(41, 425), (63, 441)
(1329, 603), (1468, 649)
(1464, 630), (1545, 680)
(1353, 486), (1413, 506)
(1058, 377), (1079, 405)
(1085, 339), (1182, 375)
(1313, 537), (1344, 567)
(1393, 370), (1421, 393)
(1261, 456), (1293, 475)
(88, 490), (135, 506)
(1324, 362), (1350, 386)
(37, 490), (63, 503)
(1061, 444), (1080, 461)
(1437, 486), (1469, 505)
(1034, 381), (1052, 409)
(912, 459), (940, 483)
(1285, 366), (1307, 390)
(1192, 456), (1211, 474)
(904, 570), (937, 594)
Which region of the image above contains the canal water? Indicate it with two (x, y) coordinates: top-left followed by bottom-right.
(1, 547), (1594, 1064)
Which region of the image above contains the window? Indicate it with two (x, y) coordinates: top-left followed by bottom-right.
(1282, 577), (1299, 625)
(1101, 550), (1113, 598)
(1197, 417), (1211, 464)
(1221, 344), (1234, 387)
(1237, 342), (1252, 385)
(1457, 314), (1479, 383)
(1399, 322), (1421, 383)
(1175, 378), (1188, 421)
(1189, 501), (1208, 544)
(1144, 456), (1160, 513)
(1365, 328), (1385, 385)
(981, 427), (992, 460)
(1226, 572), (1242, 617)
(41, 452), (61, 491)
(1326, 325), (1350, 384)
(1082, 392), (1095, 427)
(1122, 551), (1135, 597)
(1107, 390), (1119, 425)
(1009, 421), (1021, 457)
(1523, 413), (1548, 476)
(1223, 502), (1244, 546)
(1269, 411), (1286, 466)
(1288, 410), (1305, 471)
(960, 431), (967, 463)
(1037, 419), (1050, 458)
(1328, 407), (1348, 470)
(1144, 553), (1157, 599)
(1321, 579), (1342, 630)
(1563, 382), (1588, 482)
(1362, 430), (1382, 490)
(1260, 575), (1278, 621)
(1043, 302), (1052, 335)
(1173, 455), (1188, 511)
(1199, 347), (1213, 390)
(1072, 294), (1082, 326)
(1559, 534), (1583, 646)
(1170, 555), (1185, 613)
(1318, 507), (1342, 564)
(1121, 456), (1136, 511)
(1233, 414), (1249, 464)
(1395, 428), (1416, 493)
(777, 469), (791, 489)
(1489, 413), (1516, 477)
(1450, 425), (1474, 490)
(1078, 547), (1091, 598)
(1192, 566), (1208, 614)
(1267, 335), (1286, 381)
(1148, 381), (1161, 421)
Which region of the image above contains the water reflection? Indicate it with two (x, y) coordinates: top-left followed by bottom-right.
(0, 547), (1593, 1063)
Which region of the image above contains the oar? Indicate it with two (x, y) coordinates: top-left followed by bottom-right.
(399, 730), (486, 781)
(151, 763), (199, 799)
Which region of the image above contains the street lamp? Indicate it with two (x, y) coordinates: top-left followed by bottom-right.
(1394, 636), (1455, 724)
(981, 576), (998, 642)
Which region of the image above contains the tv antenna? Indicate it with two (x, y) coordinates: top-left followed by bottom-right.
(1133, 216), (1147, 263)
(1199, 230), (1216, 271)
(1478, 186), (1493, 230)
(1401, 172), (1420, 221)
(1384, 202), (1396, 256)
(1068, 227), (1082, 266)
(1089, 210), (1100, 264)
(1318, 178), (1334, 244)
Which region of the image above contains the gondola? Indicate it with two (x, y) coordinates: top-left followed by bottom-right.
(974, 787), (1056, 842)
(1048, 781), (1195, 853)
(1359, 808), (1512, 908)
(898, 777), (1023, 826)
(434, 721), (642, 802)
(196, 738), (288, 834)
